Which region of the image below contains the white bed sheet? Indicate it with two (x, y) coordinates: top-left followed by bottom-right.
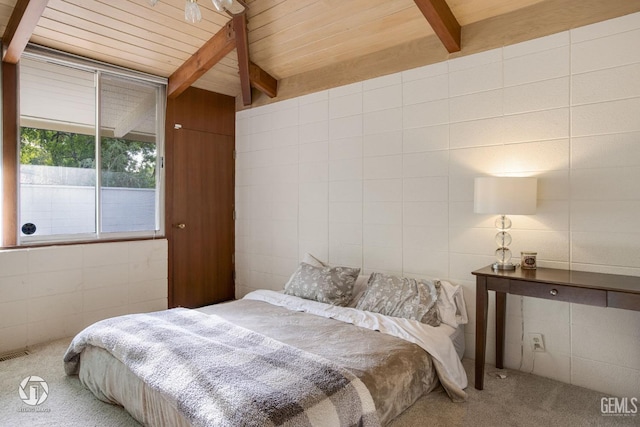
(440, 323), (465, 360)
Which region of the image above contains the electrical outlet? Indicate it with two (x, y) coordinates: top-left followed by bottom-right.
(529, 333), (545, 352)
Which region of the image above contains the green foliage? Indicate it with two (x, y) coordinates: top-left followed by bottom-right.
(20, 127), (94, 167)
(100, 137), (156, 188)
(20, 127), (156, 188)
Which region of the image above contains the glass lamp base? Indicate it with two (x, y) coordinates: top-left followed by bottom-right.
(492, 262), (516, 271)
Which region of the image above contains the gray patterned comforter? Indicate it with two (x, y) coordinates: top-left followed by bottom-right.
(63, 308), (379, 427)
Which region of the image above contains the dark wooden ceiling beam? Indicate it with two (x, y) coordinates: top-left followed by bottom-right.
(249, 61), (277, 98)
(2, 0), (49, 63)
(233, 13), (252, 106)
(167, 21), (236, 99)
(414, 0), (461, 53)
(233, 12), (277, 104)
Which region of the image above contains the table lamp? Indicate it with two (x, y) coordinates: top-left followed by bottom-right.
(474, 177), (537, 271)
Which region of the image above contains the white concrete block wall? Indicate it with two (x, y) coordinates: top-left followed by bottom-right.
(0, 239), (167, 353)
(235, 12), (640, 396)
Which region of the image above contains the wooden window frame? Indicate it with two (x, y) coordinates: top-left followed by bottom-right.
(2, 61), (19, 247)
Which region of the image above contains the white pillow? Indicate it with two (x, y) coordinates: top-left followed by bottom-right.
(302, 253), (326, 268)
(283, 253), (328, 290)
(436, 280), (468, 328)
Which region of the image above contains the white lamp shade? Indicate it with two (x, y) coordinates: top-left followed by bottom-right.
(474, 177), (537, 215)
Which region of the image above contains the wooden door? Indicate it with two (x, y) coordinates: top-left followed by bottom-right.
(169, 128), (235, 308)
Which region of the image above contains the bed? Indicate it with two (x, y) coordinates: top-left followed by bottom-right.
(64, 261), (469, 427)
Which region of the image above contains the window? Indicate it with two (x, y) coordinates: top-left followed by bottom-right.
(18, 50), (166, 243)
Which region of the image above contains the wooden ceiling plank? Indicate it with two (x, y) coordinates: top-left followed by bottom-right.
(249, 61), (277, 98)
(244, 0), (287, 17)
(2, 0), (49, 63)
(0, 3), (15, 26)
(192, 81), (241, 98)
(250, 2), (420, 56)
(249, 0), (402, 46)
(35, 17), (186, 67)
(44, 1), (200, 55)
(255, 8), (429, 78)
(248, 0), (317, 33)
(62, 0), (216, 48)
(90, 0), (228, 40)
(30, 36), (170, 77)
(167, 20), (237, 99)
(39, 10), (190, 64)
(413, 0), (461, 53)
(447, 0), (544, 26)
(233, 13), (251, 106)
(197, 69), (243, 86)
(195, 77), (241, 91)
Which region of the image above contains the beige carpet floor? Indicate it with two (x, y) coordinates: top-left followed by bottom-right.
(0, 338), (636, 426)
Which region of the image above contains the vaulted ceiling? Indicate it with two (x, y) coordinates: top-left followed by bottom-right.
(1, 0), (639, 109)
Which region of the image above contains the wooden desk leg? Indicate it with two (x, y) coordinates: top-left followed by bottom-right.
(475, 276), (488, 390)
(495, 292), (506, 369)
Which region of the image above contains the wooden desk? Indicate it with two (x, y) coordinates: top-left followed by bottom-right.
(472, 265), (640, 390)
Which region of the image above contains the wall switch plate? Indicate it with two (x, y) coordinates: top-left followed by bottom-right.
(529, 333), (545, 352)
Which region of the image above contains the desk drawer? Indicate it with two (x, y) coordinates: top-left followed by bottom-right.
(608, 291), (640, 311)
(510, 280), (607, 307)
(487, 277), (509, 292)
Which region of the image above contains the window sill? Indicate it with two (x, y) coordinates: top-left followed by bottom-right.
(1, 234), (166, 250)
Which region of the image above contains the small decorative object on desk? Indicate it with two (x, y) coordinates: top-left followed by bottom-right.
(521, 252), (537, 270)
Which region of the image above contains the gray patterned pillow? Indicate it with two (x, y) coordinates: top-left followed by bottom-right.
(422, 281), (442, 327)
(284, 262), (360, 306)
(355, 273), (441, 326)
(284, 253), (326, 290)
